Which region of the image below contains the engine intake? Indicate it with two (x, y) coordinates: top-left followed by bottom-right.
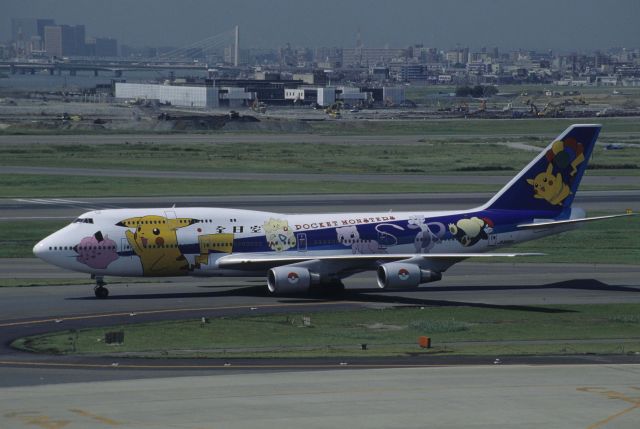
(267, 266), (320, 294)
(376, 262), (442, 289)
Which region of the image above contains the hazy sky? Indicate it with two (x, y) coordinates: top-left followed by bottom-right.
(3, 0), (639, 51)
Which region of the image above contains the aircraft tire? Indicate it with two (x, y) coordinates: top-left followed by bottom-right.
(94, 286), (109, 299)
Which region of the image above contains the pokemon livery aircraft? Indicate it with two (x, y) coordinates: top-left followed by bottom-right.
(34, 124), (631, 298)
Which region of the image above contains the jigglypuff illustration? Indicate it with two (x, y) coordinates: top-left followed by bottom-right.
(75, 231), (118, 269)
(448, 217), (493, 247)
(116, 215), (198, 276)
(336, 225), (385, 254)
(264, 218), (296, 252)
(526, 164), (572, 205)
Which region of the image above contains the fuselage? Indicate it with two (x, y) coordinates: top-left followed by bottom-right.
(33, 205), (573, 279)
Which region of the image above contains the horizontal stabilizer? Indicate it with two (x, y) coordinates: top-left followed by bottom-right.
(517, 212), (636, 230)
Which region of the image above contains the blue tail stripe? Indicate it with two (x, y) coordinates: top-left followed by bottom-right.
(483, 124), (601, 212)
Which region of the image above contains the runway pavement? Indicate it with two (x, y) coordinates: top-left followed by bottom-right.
(1, 190), (638, 221)
(1, 259), (640, 320)
(0, 133), (557, 146)
(1, 365), (639, 428)
(3, 165), (640, 187)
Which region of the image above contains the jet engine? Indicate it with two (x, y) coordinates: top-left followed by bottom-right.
(376, 262), (442, 289)
(267, 266), (320, 294)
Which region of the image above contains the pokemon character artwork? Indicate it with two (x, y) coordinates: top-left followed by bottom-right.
(264, 218), (296, 252)
(336, 225), (385, 254)
(527, 137), (585, 206)
(117, 215), (197, 276)
(75, 232), (118, 269)
(448, 217), (494, 247)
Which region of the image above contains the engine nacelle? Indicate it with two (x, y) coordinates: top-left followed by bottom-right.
(267, 266), (319, 294)
(376, 262), (442, 289)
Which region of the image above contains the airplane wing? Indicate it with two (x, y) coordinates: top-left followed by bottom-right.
(216, 252), (544, 269)
(516, 212), (635, 230)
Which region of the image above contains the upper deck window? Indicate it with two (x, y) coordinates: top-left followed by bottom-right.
(73, 218), (94, 224)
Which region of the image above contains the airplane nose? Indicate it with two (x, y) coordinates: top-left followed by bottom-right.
(33, 239), (48, 259)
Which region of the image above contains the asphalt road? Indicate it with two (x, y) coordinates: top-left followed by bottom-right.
(4, 165), (640, 187)
(2, 259), (640, 320)
(1, 190), (638, 221)
(0, 133), (550, 145)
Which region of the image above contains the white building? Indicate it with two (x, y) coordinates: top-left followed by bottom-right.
(338, 86), (367, 105)
(382, 87), (405, 105)
(115, 83), (219, 108)
(317, 87), (336, 107)
(220, 87), (254, 108)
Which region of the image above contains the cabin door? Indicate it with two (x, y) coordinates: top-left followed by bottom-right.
(297, 233), (307, 252)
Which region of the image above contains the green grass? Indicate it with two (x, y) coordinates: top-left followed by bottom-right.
(0, 279), (84, 287)
(0, 140), (537, 174)
(308, 117), (640, 136)
(0, 220), (69, 257)
(13, 304), (640, 358)
(0, 278), (163, 288)
(505, 214), (640, 265)
(0, 174), (495, 199)
(2, 131), (639, 176)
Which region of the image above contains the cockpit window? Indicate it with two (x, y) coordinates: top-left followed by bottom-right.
(73, 218), (94, 224)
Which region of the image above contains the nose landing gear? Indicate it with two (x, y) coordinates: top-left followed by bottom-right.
(92, 275), (109, 298)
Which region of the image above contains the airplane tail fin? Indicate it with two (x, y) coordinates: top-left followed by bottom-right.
(482, 124), (601, 213)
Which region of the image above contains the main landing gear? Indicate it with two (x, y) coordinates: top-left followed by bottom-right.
(92, 275), (109, 299)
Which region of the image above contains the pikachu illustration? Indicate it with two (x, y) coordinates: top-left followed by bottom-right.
(526, 164), (572, 206)
(117, 215), (198, 276)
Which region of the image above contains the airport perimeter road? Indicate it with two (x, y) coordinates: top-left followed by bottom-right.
(1, 190), (638, 220)
(0, 130), (638, 146)
(1, 365), (639, 429)
(3, 165), (639, 187)
(0, 133), (556, 145)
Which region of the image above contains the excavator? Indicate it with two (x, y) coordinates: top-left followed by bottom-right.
(324, 101), (343, 118)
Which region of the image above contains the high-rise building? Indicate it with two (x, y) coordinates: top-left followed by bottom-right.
(44, 24), (86, 57)
(86, 37), (118, 57)
(44, 26), (63, 57)
(11, 18), (54, 52)
(342, 48), (407, 67)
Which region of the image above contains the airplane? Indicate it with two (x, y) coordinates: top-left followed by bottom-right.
(33, 124), (634, 298)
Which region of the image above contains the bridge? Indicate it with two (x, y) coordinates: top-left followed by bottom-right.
(0, 60), (208, 77)
(0, 26), (240, 77)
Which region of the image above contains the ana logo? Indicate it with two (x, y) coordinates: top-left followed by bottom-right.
(398, 268), (410, 281)
(287, 272), (299, 284)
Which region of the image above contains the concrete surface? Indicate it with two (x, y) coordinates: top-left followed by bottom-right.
(0, 365), (638, 428)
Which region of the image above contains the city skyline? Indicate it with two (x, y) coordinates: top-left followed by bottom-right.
(2, 0), (640, 52)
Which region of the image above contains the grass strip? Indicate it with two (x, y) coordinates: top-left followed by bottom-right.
(0, 278), (163, 288)
(13, 303), (640, 358)
(308, 117), (640, 136)
(2, 136), (638, 175)
(0, 174), (495, 198)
